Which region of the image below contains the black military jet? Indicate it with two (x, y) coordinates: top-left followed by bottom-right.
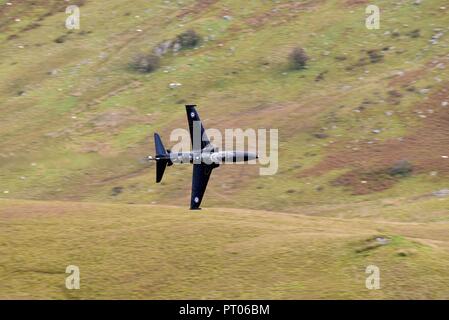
(149, 105), (258, 210)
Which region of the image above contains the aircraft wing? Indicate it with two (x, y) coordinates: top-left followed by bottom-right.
(190, 163), (215, 209)
(186, 105), (210, 151)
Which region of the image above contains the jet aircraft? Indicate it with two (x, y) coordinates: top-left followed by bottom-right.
(149, 105), (258, 210)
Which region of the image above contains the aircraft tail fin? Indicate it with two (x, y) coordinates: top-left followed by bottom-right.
(154, 133), (170, 183)
(154, 133), (167, 157)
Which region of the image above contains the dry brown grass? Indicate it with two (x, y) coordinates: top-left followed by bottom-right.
(1, 199), (449, 299)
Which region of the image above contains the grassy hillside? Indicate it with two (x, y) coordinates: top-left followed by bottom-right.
(1, 0), (449, 300)
(0, 0), (448, 212)
(1, 198), (449, 299)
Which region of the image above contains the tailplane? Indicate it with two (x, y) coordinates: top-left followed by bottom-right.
(153, 133), (171, 183)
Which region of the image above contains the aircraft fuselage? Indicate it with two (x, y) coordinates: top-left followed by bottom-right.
(155, 151), (258, 165)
